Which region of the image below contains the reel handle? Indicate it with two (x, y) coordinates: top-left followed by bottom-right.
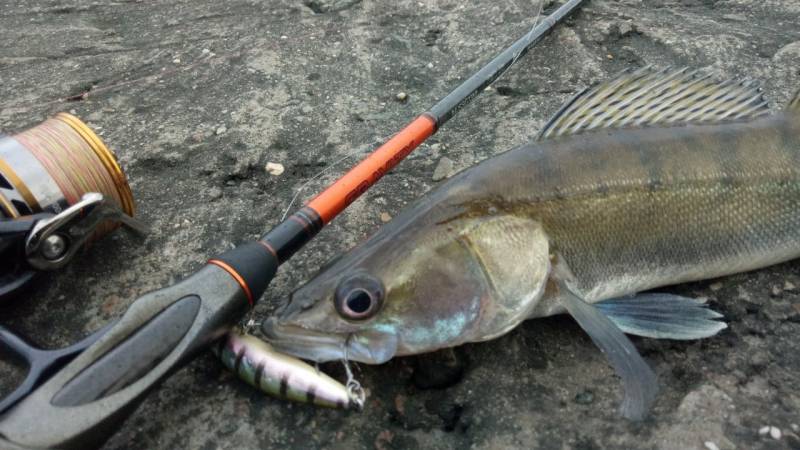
(0, 243), (278, 449)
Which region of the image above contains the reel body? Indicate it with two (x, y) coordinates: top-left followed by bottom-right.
(0, 113), (142, 301)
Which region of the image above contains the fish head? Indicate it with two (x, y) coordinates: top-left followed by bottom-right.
(263, 214), (490, 364)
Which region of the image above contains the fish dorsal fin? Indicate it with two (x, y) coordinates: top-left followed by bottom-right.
(537, 67), (771, 140)
(789, 88), (800, 112)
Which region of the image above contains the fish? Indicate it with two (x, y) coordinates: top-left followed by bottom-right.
(215, 328), (362, 410)
(262, 67), (800, 418)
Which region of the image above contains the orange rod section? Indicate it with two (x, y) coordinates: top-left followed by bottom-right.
(307, 114), (436, 224)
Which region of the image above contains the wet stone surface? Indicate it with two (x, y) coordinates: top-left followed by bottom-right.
(1, 1), (800, 449)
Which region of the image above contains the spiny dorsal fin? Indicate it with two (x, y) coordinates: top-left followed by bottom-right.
(537, 67), (771, 140)
(789, 88), (800, 112)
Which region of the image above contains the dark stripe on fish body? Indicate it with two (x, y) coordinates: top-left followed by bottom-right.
(779, 117), (800, 168)
(635, 134), (666, 194)
(715, 125), (745, 189)
(254, 361), (265, 390)
(646, 178), (662, 192)
(234, 348), (246, 375)
(279, 375), (289, 399)
(306, 386), (316, 405)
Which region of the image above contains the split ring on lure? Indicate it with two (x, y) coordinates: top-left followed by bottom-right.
(216, 329), (364, 410)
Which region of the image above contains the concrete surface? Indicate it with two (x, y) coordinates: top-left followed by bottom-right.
(1, 0), (799, 449)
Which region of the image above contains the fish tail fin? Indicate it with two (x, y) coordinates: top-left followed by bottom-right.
(788, 87), (800, 112)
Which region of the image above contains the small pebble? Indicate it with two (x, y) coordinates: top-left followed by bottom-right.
(202, 48), (211, 54)
(618, 22), (634, 36)
(760, 426), (782, 439)
(265, 162), (285, 176)
(394, 394), (406, 416)
(427, 62), (434, 69)
(574, 390), (594, 405)
(215, 125), (227, 135)
(432, 156), (454, 181)
(395, 92), (408, 102)
(748, 351), (769, 368)
(208, 187), (222, 200)
(722, 13), (747, 22)
(173, 58), (181, 64)
(784, 280), (796, 291)
(704, 442), (719, 450)
(380, 212), (392, 223)
(709, 282), (723, 291)
(770, 285), (783, 297)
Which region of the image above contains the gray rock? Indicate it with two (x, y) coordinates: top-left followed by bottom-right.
(2, 2), (798, 449)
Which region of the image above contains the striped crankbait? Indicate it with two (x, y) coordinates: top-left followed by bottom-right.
(216, 329), (364, 410)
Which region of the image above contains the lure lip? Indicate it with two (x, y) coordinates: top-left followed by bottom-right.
(261, 318), (398, 365)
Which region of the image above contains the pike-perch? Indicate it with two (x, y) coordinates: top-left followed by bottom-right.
(263, 68), (800, 418)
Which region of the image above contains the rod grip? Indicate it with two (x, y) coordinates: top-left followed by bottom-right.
(0, 262), (253, 449)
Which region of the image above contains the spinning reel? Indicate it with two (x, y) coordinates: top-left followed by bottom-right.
(0, 113), (144, 301)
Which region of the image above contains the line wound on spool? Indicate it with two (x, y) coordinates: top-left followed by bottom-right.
(2, 114), (135, 239)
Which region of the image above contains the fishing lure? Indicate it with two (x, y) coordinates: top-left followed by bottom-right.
(216, 329), (364, 410)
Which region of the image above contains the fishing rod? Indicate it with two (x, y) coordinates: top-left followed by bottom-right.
(0, 1), (585, 448)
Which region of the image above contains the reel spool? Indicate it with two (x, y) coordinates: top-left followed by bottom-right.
(0, 113), (134, 223)
(0, 113), (142, 300)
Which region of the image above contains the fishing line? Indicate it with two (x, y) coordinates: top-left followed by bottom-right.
(342, 335), (366, 410)
(280, 142), (376, 222)
(515, 1), (546, 63)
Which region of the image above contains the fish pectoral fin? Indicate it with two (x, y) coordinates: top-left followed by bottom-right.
(551, 258), (658, 421)
(596, 294), (727, 340)
(537, 66), (771, 140)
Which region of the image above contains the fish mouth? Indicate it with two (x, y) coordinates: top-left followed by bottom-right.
(261, 318), (398, 365)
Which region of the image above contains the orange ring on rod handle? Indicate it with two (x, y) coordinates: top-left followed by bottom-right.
(208, 259), (254, 306)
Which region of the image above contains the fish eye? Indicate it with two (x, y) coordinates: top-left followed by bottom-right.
(334, 273), (385, 321)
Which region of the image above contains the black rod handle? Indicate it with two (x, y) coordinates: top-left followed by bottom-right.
(0, 243), (278, 449)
